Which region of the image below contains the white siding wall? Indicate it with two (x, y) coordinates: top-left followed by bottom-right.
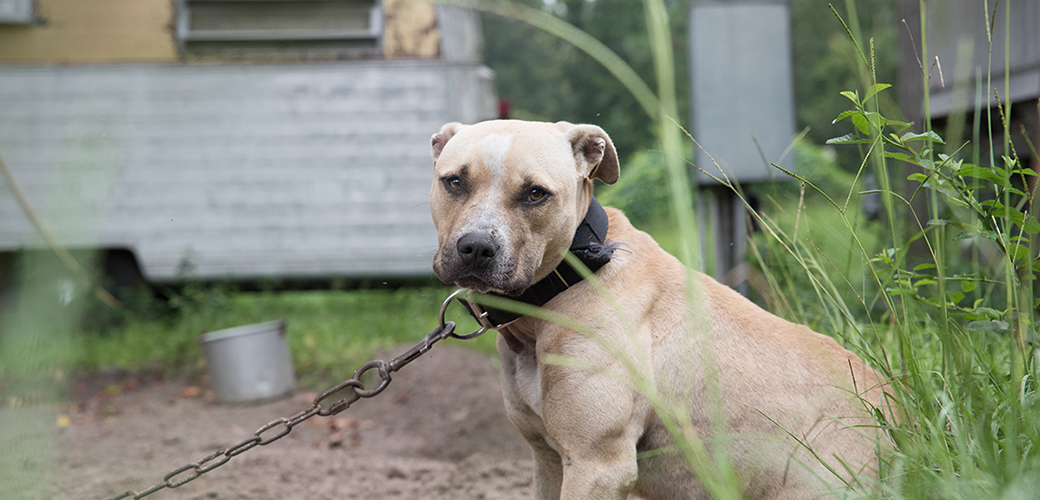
(0, 60), (496, 282)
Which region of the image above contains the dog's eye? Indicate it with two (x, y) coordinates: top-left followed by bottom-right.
(443, 176), (464, 193)
(528, 187), (547, 202)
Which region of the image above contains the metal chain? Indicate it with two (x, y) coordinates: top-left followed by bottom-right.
(105, 289), (485, 500)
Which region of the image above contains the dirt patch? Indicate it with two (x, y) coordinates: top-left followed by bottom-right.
(45, 345), (535, 499)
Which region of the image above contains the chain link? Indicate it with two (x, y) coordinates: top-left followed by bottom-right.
(104, 290), (484, 500)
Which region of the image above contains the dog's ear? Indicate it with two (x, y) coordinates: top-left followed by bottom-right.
(431, 122), (466, 161)
(566, 124), (620, 185)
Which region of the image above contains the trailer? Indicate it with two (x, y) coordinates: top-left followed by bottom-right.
(0, 0), (497, 285)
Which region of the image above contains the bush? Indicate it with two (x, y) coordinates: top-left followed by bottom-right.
(597, 149), (675, 229)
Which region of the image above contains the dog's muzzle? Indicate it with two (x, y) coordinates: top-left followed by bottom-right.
(457, 197), (616, 325)
(435, 228), (524, 295)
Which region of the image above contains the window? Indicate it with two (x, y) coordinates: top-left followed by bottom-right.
(176, 0), (382, 57)
(0, 0), (33, 24)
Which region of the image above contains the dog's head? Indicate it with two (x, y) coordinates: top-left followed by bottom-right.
(429, 120), (619, 295)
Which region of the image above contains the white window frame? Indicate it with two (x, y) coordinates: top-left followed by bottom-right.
(176, 0), (383, 54)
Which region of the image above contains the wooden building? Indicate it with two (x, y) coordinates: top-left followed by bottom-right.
(0, 0), (498, 284)
(898, 0), (1039, 167)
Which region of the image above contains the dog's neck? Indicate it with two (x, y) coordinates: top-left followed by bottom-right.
(463, 197), (615, 353)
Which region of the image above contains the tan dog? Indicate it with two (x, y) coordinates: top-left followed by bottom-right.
(429, 119), (890, 500)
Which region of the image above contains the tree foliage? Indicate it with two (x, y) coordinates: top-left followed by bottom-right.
(481, 0), (689, 161)
(481, 0), (897, 170)
(790, 0), (899, 150)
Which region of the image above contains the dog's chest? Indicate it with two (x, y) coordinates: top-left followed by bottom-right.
(499, 340), (558, 447)
(509, 347), (545, 417)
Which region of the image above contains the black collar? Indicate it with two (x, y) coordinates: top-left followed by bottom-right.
(463, 197), (614, 329)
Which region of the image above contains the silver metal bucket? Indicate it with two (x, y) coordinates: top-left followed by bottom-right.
(200, 319), (296, 404)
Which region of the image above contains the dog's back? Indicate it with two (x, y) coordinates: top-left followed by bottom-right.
(598, 206), (889, 499)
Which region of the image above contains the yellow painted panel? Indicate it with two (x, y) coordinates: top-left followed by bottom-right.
(383, 0), (439, 59)
(0, 0), (178, 63)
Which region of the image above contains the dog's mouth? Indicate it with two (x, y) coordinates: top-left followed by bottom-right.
(454, 275), (516, 295)
(433, 253), (533, 297)
(439, 271), (529, 297)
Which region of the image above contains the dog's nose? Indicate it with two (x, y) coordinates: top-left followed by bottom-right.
(457, 232), (499, 271)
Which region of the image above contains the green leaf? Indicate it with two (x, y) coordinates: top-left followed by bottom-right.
(947, 291), (965, 305)
(901, 131), (945, 144)
(873, 249), (894, 265)
(885, 287), (918, 297)
(907, 172), (929, 183)
(886, 151), (917, 164)
(1008, 243), (1031, 261)
(839, 90), (860, 106)
(881, 117), (913, 128)
(989, 204), (1040, 235)
(1020, 215), (1040, 236)
(826, 133), (870, 145)
(935, 184), (965, 203)
(976, 307), (1003, 318)
(960, 279), (977, 293)
(936, 153), (963, 170)
(958, 164), (1011, 187)
(953, 230), (999, 242)
(966, 320), (1009, 333)
(850, 113), (870, 135)
(916, 297), (944, 308)
(863, 83), (892, 102)
(832, 110), (860, 124)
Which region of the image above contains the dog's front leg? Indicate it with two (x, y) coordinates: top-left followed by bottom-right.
(529, 437), (564, 499)
(543, 365), (640, 500)
(499, 335), (567, 499)
(558, 452), (638, 500)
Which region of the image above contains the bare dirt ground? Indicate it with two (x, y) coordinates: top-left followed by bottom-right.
(45, 345), (535, 500)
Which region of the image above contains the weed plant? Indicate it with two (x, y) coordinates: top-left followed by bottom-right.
(749, 87), (1040, 496)
(716, 3), (1040, 498)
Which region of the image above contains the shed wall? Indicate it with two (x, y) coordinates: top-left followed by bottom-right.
(0, 61), (495, 281)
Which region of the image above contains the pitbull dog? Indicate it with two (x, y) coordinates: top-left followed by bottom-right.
(429, 119), (890, 500)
